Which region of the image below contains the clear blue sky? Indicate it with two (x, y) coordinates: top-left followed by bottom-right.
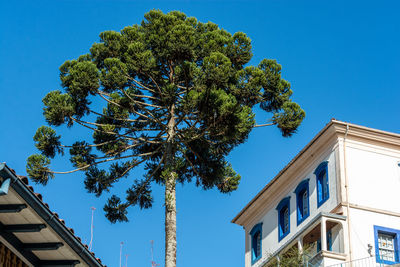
(1, 1), (399, 266)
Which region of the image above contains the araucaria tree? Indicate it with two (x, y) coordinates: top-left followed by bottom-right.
(27, 10), (305, 267)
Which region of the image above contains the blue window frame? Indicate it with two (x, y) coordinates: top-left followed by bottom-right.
(250, 223), (263, 264)
(316, 230), (332, 252)
(294, 179), (310, 225)
(327, 230), (332, 251)
(314, 161), (329, 207)
(276, 197), (290, 241)
(374, 225), (400, 265)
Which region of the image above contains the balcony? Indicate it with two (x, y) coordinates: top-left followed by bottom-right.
(259, 212), (400, 267)
(261, 212), (348, 267)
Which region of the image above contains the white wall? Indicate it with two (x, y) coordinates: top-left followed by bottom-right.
(245, 147), (340, 267)
(347, 207), (400, 262)
(330, 224), (343, 254)
(343, 139), (400, 263)
(324, 257), (345, 267)
(345, 140), (400, 213)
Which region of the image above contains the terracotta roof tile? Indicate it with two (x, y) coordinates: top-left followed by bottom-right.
(35, 193), (42, 201)
(10, 171), (105, 266)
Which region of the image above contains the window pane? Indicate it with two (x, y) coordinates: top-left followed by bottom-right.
(327, 230), (332, 251)
(378, 233), (396, 262)
(302, 190), (308, 215)
(322, 172), (328, 199)
(283, 207), (289, 233)
(252, 231), (261, 259)
(317, 177), (322, 201)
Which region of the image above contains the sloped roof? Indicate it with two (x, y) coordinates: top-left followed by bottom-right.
(0, 163), (105, 267)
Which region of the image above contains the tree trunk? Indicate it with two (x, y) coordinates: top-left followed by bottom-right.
(165, 104), (177, 267)
(165, 172), (177, 267)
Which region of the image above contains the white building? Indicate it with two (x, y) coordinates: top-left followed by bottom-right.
(232, 120), (400, 267)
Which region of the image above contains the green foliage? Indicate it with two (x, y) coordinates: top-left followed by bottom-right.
(42, 90), (75, 126)
(69, 141), (96, 168)
(216, 163), (241, 193)
(104, 195), (129, 223)
(59, 59), (99, 118)
(26, 154), (54, 185)
(27, 10), (305, 224)
(265, 245), (309, 267)
(273, 102), (305, 137)
(126, 179), (153, 209)
(33, 126), (63, 158)
(84, 161), (133, 197)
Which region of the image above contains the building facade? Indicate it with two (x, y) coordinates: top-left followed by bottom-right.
(232, 120), (400, 267)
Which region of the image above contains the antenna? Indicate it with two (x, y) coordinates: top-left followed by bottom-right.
(88, 207), (96, 251)
(150, 240), (159, 267)
(125, 254), (129, 267)
(120, 242), (124, 267)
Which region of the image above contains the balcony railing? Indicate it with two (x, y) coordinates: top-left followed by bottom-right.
(326, 251), (400, 267)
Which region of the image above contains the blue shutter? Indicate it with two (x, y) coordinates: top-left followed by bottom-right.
(250, 223), (263, 264)
(327, 230), (332, 251)
(315, 161), (329, 207)
(276, 197), (290, 241)
(317, 176), (322, 202)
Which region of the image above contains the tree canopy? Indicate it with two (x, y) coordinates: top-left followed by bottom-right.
(27, 10), (305, 267)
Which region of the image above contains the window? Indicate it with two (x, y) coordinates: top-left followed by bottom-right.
(379, 233), (395, 261)
(327, 230), (332, 251)
(316, 230), (332, 252)
(314, 161), (329, 207)
(294, 179), (310, 225)
(374, 225), (400, 265)
(250, 223), (263, 264)
(276, 197), (290, 241)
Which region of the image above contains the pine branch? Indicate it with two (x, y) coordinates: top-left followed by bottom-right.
(97, 89), (165, 127)
(125, 150), (166, 208)
(127, 75), (158, 94)
(124, 92), (161, 101)
(178, 137), (203, 162)
(77, 117), (163, 132)
(51, 154), (138, 174)
(89, 110), (149, 123)
(254, 122), (275, 128)
(182, 152), (202, 181)
(120, 88), (164, 109)
(98, 90), (141, 112)
(176, 85), (194, 92)
(70, 116), (163, 143)
(143, 73), (163, 97)
(103, 135), (166, 157)
(62, 139), (121, 149)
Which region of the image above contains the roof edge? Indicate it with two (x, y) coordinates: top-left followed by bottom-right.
(0, 163), (104, 267)
(231, 120), (336, 225)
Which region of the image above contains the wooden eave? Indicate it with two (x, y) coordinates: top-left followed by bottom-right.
(0, 163), (105, 267)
